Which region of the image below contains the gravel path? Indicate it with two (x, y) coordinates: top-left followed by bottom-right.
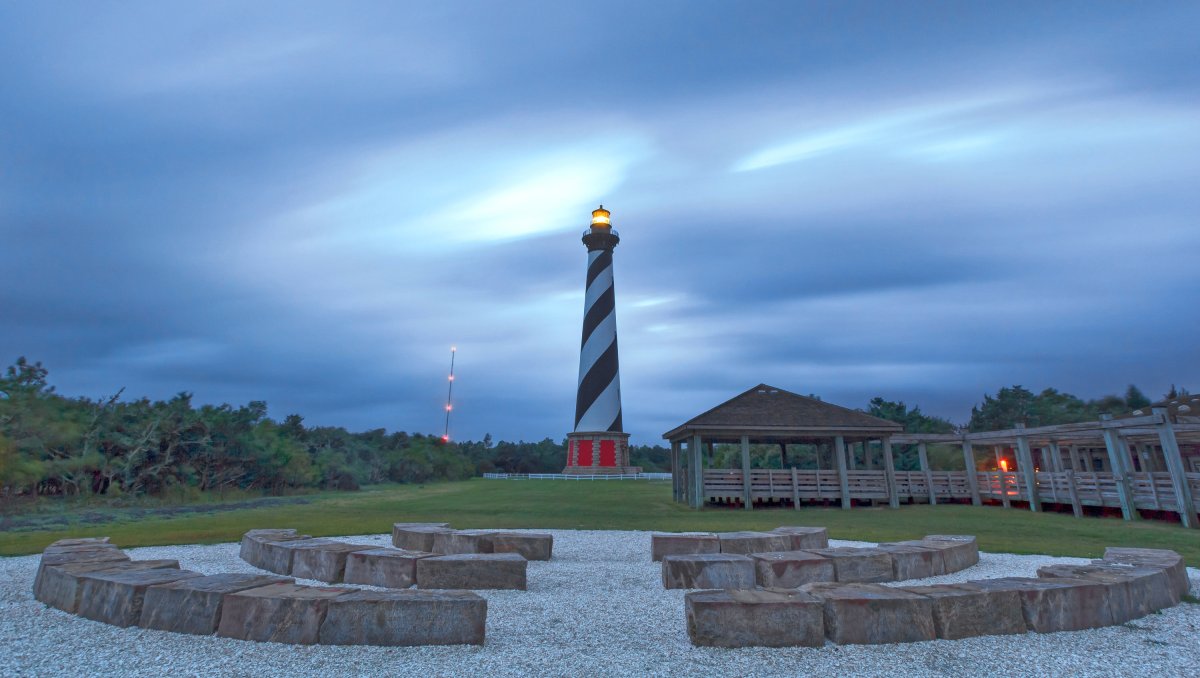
(2, 530), (1197, 677)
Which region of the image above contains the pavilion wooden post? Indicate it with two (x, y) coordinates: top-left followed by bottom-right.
(864, 441), (875, 470)
(690, 434), (704, 509)
(882, 436), (899, 508)
(790, 466), (800, 509)
(847, 442), (856, 471)
(740, 435), (753, 510)
(1100, 415), (1138, 521)
(1153, 407), (1197, 528)
(1014, 425), (1040, 512)
(961, 440), (981, 505)
(917, 442), (936, 505)
(835, 435), (851, 509)
(670, 441), (681, 502)
(778, 443), (789, 468)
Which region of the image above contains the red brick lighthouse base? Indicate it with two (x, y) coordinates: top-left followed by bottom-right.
(563, 432), (640, 475)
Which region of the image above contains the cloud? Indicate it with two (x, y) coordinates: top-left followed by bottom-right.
(1, 1), (1198, 445)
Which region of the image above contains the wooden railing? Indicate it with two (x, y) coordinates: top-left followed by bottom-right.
(698, 468), (1200, 519)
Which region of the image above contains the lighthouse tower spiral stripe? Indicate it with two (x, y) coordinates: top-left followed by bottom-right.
(575, 230), (623, 432)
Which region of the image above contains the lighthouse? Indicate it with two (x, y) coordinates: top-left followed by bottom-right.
(563, 206), (638, 475)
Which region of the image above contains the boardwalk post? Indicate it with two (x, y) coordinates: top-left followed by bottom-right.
(740, 435), (753, 510)
(917, 442), (936, 505)
(835, 435), (851, 509)
(1065, 469), (1083, 518)
(1014, 425), (1040, 512)
(962, 441), (981, 505)
(1153, 407), (1197, 528)
(1100, 415), (1137, 521)
(1068, 445), (1082, 471)
(1143, 443), (1160, 472)
(1048, 441), (1063, 473)
(1000, 471), (1012, 509)
(882, 437), (899, 508)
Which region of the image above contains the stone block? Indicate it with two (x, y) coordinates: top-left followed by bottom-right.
(921, 535), (980, 572)
(750, 551), (835, 588)
(662, 554), (756, 590)
(1040, 562), (1178, 622)
(431, 530), (494, 556)
(34, 546), (130, 600)
(344, 548), (437, 589)
(319, 590), (487, 646)
(390, 523), (450, 549)
(1102, 547), (1189, 599)
(481, 532), (553, 561)
(959, 576), (1113, 633)
(685, 588), (824, 647)
(216, 582), (354, 644)
(45, 537), (112, 548)
(802, 582), (936, 644)
(238, 529), (310, 569)
(36, 559), (179, 613)
(901, 584), (1026, 639)
(770, 526), (829, 551)
(140, 573), (292, 635)
(650, 533), (720, 561)
(76, 567), (203, 627)
(716, 531), (792, 555)
(416, 553), (527, 590)
(876, 543), (942, 580)
(290, 541), (375, 583)
(392, 525), (454, 552)
(256, 538), (338, 576)
(804, 548), (895, 583)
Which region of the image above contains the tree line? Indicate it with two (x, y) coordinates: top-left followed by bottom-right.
(0, 356), (1182, 499)
(0, 358), (666, 499)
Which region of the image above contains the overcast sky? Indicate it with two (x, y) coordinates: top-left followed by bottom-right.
(3, 1), (1198, 444)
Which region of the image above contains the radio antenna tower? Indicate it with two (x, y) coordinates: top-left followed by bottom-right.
(442, 346), (456, 442)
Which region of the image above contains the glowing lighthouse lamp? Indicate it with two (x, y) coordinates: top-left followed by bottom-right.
(563, 206), (639, 475)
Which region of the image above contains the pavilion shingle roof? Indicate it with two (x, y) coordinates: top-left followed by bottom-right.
(668, 384), (903, 435)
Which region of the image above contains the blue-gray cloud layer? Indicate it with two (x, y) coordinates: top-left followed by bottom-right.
(3, 1), (1198, 443)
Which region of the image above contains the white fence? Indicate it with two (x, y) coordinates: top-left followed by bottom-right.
(482, 472), (672, 481)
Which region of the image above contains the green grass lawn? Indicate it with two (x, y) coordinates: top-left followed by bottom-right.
(2, 479), (1198, 565)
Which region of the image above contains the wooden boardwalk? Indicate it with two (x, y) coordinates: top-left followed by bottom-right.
(694, 468), (1200, 520)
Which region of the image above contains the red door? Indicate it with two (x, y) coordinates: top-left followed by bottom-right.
(577, 440), (594, 466)
(599, 439), (616, 467)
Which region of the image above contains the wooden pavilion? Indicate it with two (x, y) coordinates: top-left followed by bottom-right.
(664, 384), (1200, 529)
(663, 384), (903, 511)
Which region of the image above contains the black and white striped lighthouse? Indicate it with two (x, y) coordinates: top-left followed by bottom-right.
(564, 206), (637, 475)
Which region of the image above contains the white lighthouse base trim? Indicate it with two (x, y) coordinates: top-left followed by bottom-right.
(563, 432), (640, 475)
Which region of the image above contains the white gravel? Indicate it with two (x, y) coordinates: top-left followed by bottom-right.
(2, 531), (1198, 677)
